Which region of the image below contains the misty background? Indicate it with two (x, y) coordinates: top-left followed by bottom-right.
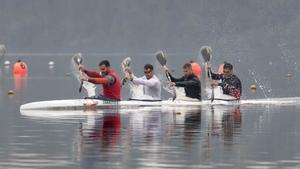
(0, 0), (300, 99)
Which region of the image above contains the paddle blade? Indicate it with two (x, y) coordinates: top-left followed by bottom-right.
(200, 46), (212, 62)
(121, 57), (131, 72)
(73, 53), (83, 65)
(155, 50), (167, 66)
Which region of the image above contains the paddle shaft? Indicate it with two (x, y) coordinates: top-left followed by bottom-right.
(156, 51), (176, 100)
(73, 53), (84, 93)
(201, 47), (214, 102)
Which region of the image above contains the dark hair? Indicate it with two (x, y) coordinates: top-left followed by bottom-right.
(144, 64), (153, 70)
(223, 62), (233, 70)
(183, 63), (192, 69)
(99, 60), (110, 67)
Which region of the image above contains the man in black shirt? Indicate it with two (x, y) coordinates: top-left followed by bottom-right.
(166, 63), (201, 100)
(208, 62), (242, 100)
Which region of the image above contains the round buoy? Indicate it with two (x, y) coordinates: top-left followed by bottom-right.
(250, 84), (257, 92)
(13, 60), (28, 75)
(4, 60), (10, 65)
(48, 61), (55, 66)
(8, 90), (14, 95)
(190, 61), (201, 79)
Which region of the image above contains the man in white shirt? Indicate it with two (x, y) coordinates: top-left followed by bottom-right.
(125, 64), (161, 100)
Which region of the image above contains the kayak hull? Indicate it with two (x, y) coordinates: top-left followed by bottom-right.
(20, 99), (239, 111)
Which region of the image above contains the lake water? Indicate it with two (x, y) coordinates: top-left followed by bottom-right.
(1, 55), (300, 169)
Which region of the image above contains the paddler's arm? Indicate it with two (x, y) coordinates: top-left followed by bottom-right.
(79, 65), (102, 78)
(80, 75), (115, 85)
(132, 76), (159, 87)
(166, 71), (184, 82)
(174, 78), (199, 87)
(207, 64), (222, 80)
(82, 69), (102, 78)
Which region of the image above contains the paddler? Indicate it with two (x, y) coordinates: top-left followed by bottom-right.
(79, 60), (121, 101)
(165, 63), (201, 100)
(125, 64), (161, 100)
(207, 62), (242, 100)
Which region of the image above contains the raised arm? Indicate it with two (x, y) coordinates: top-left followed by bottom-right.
(83, 69), (102, 78)
(175, 78), (200, 87)
(88, 75), (115, 85)
(132, 75), (159, 87)
(166, 72), (185, 82)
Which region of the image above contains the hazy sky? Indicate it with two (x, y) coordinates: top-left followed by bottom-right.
(0, 0), (299, 98)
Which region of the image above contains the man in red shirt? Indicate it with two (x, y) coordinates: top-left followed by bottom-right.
(79, 60), (121, 101)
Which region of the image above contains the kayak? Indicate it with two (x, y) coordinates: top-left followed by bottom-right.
(19, 96), (300, 111)
(20, 98), (239, 111)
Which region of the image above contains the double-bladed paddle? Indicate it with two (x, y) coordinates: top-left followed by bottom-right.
(121, 57), (132, 85)
(155, 50), (176, 100)
(72, 53), (84, 93)
(200, 46), (214, 102)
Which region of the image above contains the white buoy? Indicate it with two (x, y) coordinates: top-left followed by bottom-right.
(4, 60), (10, 65)
(48, 61), (55, 66)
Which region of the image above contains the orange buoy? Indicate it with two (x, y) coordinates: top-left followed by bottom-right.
(190, 61), (201, 79)
(13, 60), (28, 75)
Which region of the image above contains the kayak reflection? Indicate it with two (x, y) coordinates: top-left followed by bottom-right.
(203, 105), (242, 161)
(19, 105), (242, 169)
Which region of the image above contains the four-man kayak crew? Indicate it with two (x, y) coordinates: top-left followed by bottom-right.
(79, 60), (121, 101)
(165, 63), (201, 100)
(125, 64), (162, 100)
(208, 62), (242, 100)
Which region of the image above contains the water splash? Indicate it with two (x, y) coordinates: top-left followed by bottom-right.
(278, 42), (300, 73)
(248, 69), (273, 98)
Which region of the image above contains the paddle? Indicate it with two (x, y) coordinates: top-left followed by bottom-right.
(155, 50), (176, 100)
(121, 57), (131, 85)
(200, 46), (214, 102)
(73, 53), (84, 93)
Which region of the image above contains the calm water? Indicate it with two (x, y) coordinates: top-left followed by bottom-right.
(1, 55), (300, 169)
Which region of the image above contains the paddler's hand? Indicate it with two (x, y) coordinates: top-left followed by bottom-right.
(79, 77), (88, 82)
(78, 64), (84, 71)
(125, 66), (132, 74)
(169, 82), (176, 87)
(210, 80), (219, 87)
(207, 64), (212, 70)
(163, 65), (169, 72)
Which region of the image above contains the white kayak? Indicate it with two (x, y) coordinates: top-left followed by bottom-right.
(19, 97), (300, 111)
(20, 98), (239, 111)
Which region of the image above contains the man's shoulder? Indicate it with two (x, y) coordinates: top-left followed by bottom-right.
(232, 74), (241, 82)
(152, 75), (161, 83)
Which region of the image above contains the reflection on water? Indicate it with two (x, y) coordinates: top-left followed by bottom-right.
(1, 106), (300, 168)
